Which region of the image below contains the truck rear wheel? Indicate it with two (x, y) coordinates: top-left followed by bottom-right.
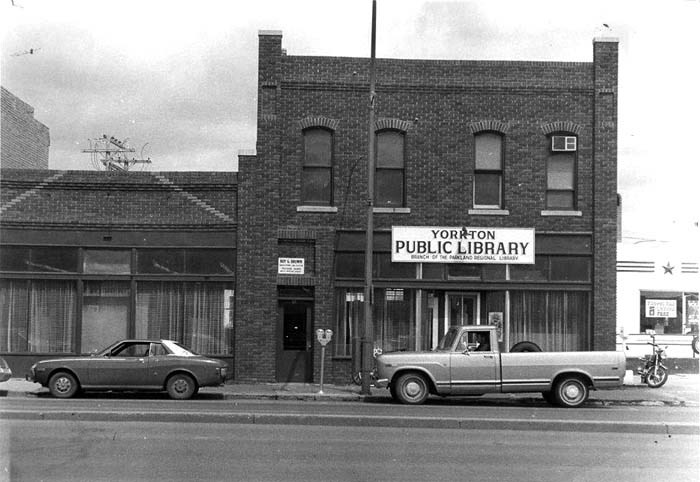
(553, 376), (589, 408)
(394, 372), (429, 405)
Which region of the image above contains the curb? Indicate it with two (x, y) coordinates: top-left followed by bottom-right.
(1, 409), (697, 435)
(3, 389), (697, 408)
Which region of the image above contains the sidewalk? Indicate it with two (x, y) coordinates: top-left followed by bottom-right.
(2, 371), (698, 406)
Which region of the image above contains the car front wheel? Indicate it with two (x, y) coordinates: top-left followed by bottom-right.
(394, 372), (430, 405)
(49, 371), (79, 398)
(166, 373), (196, 400)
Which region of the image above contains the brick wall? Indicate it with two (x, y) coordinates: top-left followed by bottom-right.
(592, 39), (619, 350)
(239, 32), (618, 382)
(1, 87), (50, 170)
(0, 169), (237, 229)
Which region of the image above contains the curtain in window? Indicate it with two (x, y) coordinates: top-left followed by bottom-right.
(335, 290), (363, 357)
(510, 291), (590, 351)
(135, 282), (231, 354)
(375, 289), (415, 353)
(30, 280), (76, 352)
(0, 280), (75, 353)
(0, 280), (29, 352)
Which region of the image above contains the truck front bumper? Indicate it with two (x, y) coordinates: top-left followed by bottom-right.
(374, 378), (389, 389)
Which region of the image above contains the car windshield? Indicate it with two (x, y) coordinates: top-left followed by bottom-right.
(162, 340), (197, 356)
(435, 327), (460, 351)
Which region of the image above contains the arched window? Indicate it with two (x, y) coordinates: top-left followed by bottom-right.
(302, 128), (333, 205)
(375, 130), (405, 207)
(474, 132), (503, 209)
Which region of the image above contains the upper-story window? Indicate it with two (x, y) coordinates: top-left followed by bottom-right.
(474, 132), (503, 209)
(546, 135), (577, 210)
(376, 130), (405, 207)
(302, 128), (333, 205)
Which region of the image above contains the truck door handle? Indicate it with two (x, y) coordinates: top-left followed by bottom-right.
(483, 355), (494, 359)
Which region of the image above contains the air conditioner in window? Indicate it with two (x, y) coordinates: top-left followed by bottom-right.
(551, 136), (577, 152)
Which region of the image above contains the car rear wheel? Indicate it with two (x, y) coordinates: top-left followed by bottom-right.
(394, 372), (430, 405)
(166, 373), (196, 400)
(553, 376), (589, 408)
(49, 371), (79, 398)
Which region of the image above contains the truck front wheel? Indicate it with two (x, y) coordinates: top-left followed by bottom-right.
(394, 372), (430, 405)
(553, 376), (589, 408)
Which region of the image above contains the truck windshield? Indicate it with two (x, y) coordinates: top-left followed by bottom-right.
(436, 327), (459, 351)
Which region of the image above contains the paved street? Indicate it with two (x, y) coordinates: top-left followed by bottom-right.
(2, 419), (697, 482)
(1, 396), (698, 434)
(1, 385), (699, 481)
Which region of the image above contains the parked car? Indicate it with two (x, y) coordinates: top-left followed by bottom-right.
(27, 339), (228, 400)
(374, 325), (626, 407)
(0, 357), (12, 383)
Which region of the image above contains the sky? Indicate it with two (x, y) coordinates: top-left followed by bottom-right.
(1, 0), (699, 244)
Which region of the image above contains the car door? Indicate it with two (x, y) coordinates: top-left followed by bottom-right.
(87, 341), (152, 387)
(143, 342), (170, 387)
(449, 329), (499, 395)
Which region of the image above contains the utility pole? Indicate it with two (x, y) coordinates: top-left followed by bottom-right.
(362, 0), (377, 395)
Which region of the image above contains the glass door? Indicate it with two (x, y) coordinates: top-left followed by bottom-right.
(446, 292), (480, 327)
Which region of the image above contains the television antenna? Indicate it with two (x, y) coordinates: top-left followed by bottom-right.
(82, 134), (152, 171)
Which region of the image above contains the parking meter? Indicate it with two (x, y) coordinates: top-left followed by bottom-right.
(316, 329), (333, 393)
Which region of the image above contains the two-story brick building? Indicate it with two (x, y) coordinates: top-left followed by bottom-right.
(0, 31), (618, 384)
(234, 31), (618, 383)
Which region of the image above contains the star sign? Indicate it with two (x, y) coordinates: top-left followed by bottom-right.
(662, 262), (674, 275)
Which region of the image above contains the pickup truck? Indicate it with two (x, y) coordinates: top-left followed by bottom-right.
(374, 325), (626, 407)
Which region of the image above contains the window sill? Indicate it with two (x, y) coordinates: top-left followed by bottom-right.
(296, 206), (338, 213)
(468, 209), (510, 216)
(373, 207), (411, 214)
(541, 210), (583, 217)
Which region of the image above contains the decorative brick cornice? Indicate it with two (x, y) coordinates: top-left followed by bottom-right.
(540, 121), (583, 135)
(374, 118), (412, 133)
(278, 228), (317, 240)
(468, 120), (511, 134)
(298, 116), (340, 131)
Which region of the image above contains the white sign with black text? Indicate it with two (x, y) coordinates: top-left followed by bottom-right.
(278, 257), (305, 275)
(392, 226), (535, 264)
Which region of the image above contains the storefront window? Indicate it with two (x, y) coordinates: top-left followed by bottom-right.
(510, 257), (548, 281)
(509, 291), (590, 351)
(135, 281), (233, 355)
(0, 279), (76, 353)
(334, 290), (363, 357)
(82, 281), (129, 353)
(550, 257), (590, 281)
(0, 246), (78, 273)
(83, 249), (131, 274)
(335, 288), (417, 356)
(638, 291), (691, 335)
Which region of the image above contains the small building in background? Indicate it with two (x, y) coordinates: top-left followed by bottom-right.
(617, 235), (699, 359)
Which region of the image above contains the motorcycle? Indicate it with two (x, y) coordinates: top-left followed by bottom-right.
(637, 333), (669, 388)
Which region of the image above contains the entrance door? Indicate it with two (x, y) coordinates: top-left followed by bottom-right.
(277, 301), (313, 382)
(446, 293), (479, 326)
(81, 281), (129, 353)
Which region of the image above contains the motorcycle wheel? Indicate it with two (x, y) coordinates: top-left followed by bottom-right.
(646, 366), (668, 388)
